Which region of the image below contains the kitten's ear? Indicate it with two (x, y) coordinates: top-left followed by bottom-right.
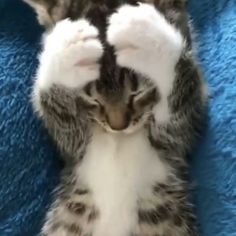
(23, 0), (69, 29)
(23, 0), (54, 28)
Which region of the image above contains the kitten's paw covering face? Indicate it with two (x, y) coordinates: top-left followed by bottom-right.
(38, 19), (103, 90)
(107, 3), (184, 71)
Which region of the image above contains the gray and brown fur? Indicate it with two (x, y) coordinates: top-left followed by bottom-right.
(24, 0), (206, 235)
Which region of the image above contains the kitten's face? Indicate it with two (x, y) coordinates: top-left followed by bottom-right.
(84, 72), (159, 133)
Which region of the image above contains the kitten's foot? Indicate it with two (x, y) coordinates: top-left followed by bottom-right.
(107, 3), (184, 75)
(38, 19), (103, 90)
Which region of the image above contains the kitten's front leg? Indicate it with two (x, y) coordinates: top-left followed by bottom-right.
(33, 19), (103, 156)
(107, 3), (184, 122)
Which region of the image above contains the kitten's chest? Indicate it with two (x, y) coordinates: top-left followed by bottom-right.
(78, 127), (168, 196)
(77, 127), (169, 236)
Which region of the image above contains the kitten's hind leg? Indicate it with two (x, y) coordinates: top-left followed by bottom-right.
(136, 183), (198, 236)
(41, 186), (98, 236)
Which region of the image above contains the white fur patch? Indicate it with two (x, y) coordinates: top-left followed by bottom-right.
(36, 19), (103, 90)
(107, 3), (184, 124)
(78, 127), (169, 236)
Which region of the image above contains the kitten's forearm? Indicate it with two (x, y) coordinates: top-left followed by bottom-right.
(33, 83), (90, 158)
(150, 57), (207, 156)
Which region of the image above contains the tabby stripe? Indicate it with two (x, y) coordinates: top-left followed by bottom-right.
(75, 189), (89, 195)
(63, 222), (81, 234)
(66, 202), (86, 215)
(138, 205), (170, 225)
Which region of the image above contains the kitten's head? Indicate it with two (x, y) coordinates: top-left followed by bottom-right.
(84, 69), (159, 133)
(23, 0), (188, 29)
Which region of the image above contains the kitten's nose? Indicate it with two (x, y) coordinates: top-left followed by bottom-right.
(106, 109), (130, 131)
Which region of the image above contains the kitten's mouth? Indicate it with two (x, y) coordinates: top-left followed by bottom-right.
(94, 118), (145, 134)
(105, 113), (131, 131)
(95, 120), (131, 134)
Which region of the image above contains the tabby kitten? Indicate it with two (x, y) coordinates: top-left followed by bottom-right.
(24, 0), (206, 235)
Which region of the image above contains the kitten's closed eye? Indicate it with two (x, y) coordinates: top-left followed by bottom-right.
(133, 87), (159, 110)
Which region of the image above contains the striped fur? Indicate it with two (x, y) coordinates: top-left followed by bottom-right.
(25, 0), (206, 235)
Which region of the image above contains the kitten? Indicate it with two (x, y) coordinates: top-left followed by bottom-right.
(24, 0), (207, 235)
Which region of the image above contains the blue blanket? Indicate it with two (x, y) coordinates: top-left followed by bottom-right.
(0, 0), (235, 235)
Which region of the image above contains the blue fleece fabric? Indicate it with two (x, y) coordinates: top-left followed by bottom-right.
(0, 0), (235, 235)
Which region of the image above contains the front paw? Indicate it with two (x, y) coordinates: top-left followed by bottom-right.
(38, 19), (103, 89)
(107, 3), (184, 71)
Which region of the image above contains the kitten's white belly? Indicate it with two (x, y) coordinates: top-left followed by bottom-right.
(77, 127), (169, 236)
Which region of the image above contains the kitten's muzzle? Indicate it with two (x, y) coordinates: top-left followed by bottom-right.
(105, 109), (131, 131)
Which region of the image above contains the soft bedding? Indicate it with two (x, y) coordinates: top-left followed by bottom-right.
(0, 0), (235, 235)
